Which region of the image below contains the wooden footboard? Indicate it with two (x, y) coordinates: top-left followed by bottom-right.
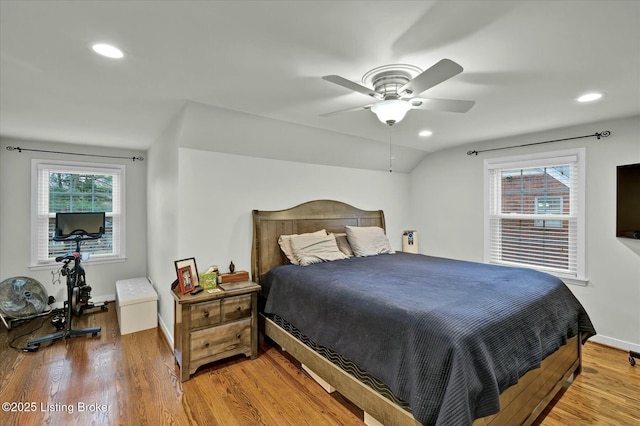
(474, 335), (580, 426)
(265, 316), (580, 426)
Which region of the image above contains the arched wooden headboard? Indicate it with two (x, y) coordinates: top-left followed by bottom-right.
(251, 200), (385, 285)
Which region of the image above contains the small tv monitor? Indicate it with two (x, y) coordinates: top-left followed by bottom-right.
(54, 212), (105, 240)
(616, 163), (640, 239)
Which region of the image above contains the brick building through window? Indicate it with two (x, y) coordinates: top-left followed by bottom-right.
(499, 167), (570, 269)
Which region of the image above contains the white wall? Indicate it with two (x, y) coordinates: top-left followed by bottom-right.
(146, 113), (182, 336)
(0, 138), (148, 306)
(5, 112), (636, 355)
(178, 101), (427, 174)
(409, 115), (640, 351)
(160, 148), (409, 340)
(147, 108), (410, 341)
(177, 148), (409, 273)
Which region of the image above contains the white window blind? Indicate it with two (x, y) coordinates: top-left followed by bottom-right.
(31, 160), (126, 267)
(485, 149), (585, 283)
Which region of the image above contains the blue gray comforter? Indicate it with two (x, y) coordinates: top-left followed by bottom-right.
(263, 252), (595, 425)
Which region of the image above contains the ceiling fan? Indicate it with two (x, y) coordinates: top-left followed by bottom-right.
(321, 59), (475, 126)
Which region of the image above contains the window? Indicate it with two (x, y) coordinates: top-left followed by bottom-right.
(484, 149), (585, 284)
(31, 160), (126, 267)
(534, 196), (563, 227)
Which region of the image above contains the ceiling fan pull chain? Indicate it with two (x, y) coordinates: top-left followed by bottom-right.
(389, 128), (393, 173)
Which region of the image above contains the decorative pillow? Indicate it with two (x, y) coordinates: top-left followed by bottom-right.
(331, 232), (354, 257)
(278, 229), (326, 265)
(289, 233), (349, 266)
(345, 225), (395, 257)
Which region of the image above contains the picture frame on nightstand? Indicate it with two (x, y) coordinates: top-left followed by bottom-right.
(177, 265), (195, 295)
(175, 257), (199, 293)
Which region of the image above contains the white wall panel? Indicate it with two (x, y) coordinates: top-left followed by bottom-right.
(409, 115), (640, 350)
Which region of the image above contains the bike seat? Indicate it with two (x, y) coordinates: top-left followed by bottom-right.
(55, 253), (78, 262)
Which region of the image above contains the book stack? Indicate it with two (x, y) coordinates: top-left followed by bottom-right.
(218, 270), (250, 284)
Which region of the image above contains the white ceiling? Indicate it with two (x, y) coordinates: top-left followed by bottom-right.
(1, 1), (639, 166)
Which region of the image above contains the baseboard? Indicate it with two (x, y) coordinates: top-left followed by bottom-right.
(92, 294), (115, 305)
(49, 294), (115, 310)
(589, 334), (640, 353)
(158, 314), (174, 349)
(147, 276), (173, 349)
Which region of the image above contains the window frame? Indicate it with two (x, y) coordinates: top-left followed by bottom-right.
(484, 148), (586, 286)
(30, 159), (126, 269)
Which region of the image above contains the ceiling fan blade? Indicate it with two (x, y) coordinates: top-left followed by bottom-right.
(319, 103), (373, 117)
(399, 59), (464, 96)
(322, 75), (382, 99)
(410, 98), (475, 113)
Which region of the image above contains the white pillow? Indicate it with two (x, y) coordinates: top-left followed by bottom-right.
(278, 229), (326, 265)
(331, 232), (354, 257)
(289, 233), (349, 266)
(345, 225), (395, 257)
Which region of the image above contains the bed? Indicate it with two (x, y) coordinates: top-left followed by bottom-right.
(251, 200), (595, 426)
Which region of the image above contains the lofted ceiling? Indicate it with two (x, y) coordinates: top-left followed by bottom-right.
(1, 1), (639, 170)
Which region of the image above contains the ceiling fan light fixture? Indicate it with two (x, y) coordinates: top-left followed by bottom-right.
(576, 92), (603, 103)
(371, 99), (412, 126)
(91, 43), (124, 59)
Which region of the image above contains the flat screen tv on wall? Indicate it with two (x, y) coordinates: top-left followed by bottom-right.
(617, 163), (640, 239)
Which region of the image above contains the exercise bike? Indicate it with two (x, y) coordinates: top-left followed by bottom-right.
(27, 212), (107, 350)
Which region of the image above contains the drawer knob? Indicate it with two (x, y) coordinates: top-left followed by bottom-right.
(204, 342), (210, 348)
(203, 311), (209, 317)
(236, 306), (242, 311)
(236, 334), (241, 339)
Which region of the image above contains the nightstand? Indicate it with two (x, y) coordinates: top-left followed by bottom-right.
(172, 281), (261, 382)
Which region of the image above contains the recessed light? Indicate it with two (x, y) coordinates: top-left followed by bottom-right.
(91, 43), (124, 59)
(419, 130), (433, 137)
(576, 92), (603, 103)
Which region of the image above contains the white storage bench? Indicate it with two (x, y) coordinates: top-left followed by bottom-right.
(116, 277), (158, 335)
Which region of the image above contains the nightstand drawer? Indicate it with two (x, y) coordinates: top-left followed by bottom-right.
(190, 300), (221, 329)
(190, 318), (252, 362)
(222, 294), (252, 322)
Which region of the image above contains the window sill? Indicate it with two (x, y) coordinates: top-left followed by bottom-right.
(558, 276), (588, 287)
(487, 260), (588, 287)
(29, 256), (127, 271)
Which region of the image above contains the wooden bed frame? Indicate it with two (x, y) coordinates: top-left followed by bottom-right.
(251, 199), (582, 426)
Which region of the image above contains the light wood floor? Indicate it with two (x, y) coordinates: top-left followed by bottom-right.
(1, 302), (638, 425)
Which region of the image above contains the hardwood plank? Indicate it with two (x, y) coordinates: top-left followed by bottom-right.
(1, 303), (638, 425)
(533, 342), (640, 425)
(0, 303), (361, 425)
